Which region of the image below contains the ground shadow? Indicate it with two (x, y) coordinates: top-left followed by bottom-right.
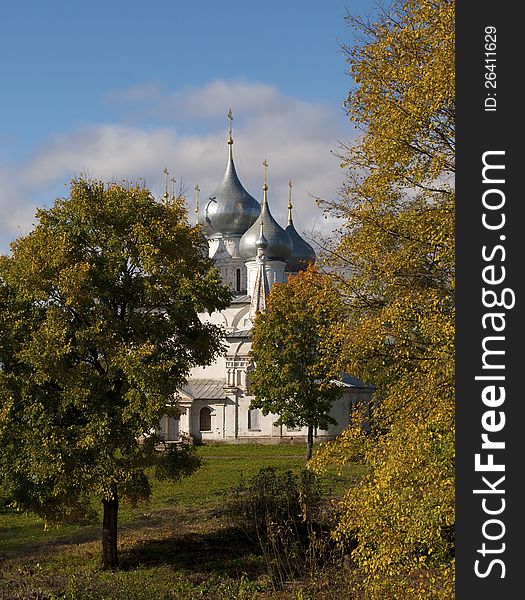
(119, 525), (265, 579)
(0, 523), (101, 559)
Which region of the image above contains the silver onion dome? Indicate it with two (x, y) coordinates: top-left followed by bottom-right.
(240, 162), (292, 262)
(256, 223), (269, 253)
(197, 125), (260, 237)
(285, 222), (316, 272)
(284, 181), (316, 272)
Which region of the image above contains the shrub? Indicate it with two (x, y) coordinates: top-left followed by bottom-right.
(227, 467), (340, 589)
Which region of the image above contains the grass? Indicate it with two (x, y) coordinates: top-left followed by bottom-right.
(135, 443), (309, 510)
(0, 443), (362, 599)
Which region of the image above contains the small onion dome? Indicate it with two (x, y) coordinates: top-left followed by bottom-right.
(285, 222), (316, 272)
(240, 197), (292, 262)
(197, 144), (260, 237)
(283, 181), (316, 272)
(256, 221), (269, 252)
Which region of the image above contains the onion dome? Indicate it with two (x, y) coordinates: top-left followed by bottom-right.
(256, 220), (269, 253)
(285, 181), (316, 272)
(197, 110), (260, 237)
(240, 160), (293, 262)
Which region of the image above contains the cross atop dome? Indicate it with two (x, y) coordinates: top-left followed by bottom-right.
(239, 159), (292, 263)
(288, 180), (293, 225)
(194, 184), (200, 225)
(163, 167), (169, 202)
(284, 180), (316, 273)
(228, 108), (233, 146)
(196, 110), (260, 237)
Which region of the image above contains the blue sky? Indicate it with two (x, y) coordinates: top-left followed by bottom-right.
(0, 0), (377, 253)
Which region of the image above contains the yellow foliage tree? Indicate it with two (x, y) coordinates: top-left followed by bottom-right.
(310, 1), (455, 598)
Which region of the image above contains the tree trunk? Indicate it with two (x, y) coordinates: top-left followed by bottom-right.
(305, 424), (314, 461)
(102, 490), (119, 571)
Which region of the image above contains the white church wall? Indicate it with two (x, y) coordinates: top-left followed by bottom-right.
(208, 237), (220, 257)
(157, 414), (180, 442)
(209, 236), (248, 293)
(190, 399), (224, 442)
(170, 335), (373, 445)
(165, 388), (374, 445)
(188, 355), (227, 380)
(235, 393), (275, 438)
(245, 259), (287, 299)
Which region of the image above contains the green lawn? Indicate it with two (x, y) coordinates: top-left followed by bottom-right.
(138, 443), (309, 509)
(0, 443), (362, 599)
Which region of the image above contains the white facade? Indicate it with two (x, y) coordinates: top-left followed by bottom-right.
(156, 246), (373, 448)
(157, 129), (373, 444)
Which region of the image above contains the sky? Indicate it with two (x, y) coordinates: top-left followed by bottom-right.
(0, 0), (377, 254)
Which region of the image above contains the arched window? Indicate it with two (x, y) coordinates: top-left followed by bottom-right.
(199, 407), (212, 431)
(248, 408), (260, 430)
(236, 268), (241, 292)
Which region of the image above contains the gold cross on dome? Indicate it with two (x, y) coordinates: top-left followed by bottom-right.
(228, 108), (233, 144)
(163, 167), (169, 198)
(194, 184), (200, 224)
(287, 180), (293, 223)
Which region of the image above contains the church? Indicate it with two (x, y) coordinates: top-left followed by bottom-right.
(158, 114), (373, 444)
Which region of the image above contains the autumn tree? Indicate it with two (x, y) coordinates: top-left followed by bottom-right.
(250, 266), (345, 461)
(0, 179), (231, 570)
(311, 1), (455, 598)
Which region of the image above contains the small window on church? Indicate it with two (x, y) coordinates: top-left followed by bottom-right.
(236, 268), (241, 292)
(199, 407), (212, 431)
(248, 408), (260, 430)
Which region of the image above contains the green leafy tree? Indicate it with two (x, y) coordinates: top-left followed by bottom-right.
(311, 1), (455, 597)
(250, 266), (345, 461)
(0, 179), (231, 570)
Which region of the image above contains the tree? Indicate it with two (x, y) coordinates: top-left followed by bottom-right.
(0, 179), (231, 570)
(249, 266), (345, 461)
(311, 1), (455, 597)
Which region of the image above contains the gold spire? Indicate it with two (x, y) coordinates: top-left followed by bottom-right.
(163, 167), (169, 202)
(262, 159), (268, 206)
(194, 184), (200, 225)
(287, 180), (293, 224)
(227, 108), (234, 161)
(227, 108), (233, 144)
(171, 176), (176, 200)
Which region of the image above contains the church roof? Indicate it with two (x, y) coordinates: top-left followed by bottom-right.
(228, 329), (251, 338)
(285, 221), (316, 272)
(197, 119), (260, 237)
(239, 162), (293, 262)
(331, 374), (376, 390)
(284, 182), (316, 272)
(231, 294), (251, 304)
(180, 378), (227, 399)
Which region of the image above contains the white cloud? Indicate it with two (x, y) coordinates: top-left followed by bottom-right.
(0, 79), (352, 253)
(105, 80), (294, 123)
